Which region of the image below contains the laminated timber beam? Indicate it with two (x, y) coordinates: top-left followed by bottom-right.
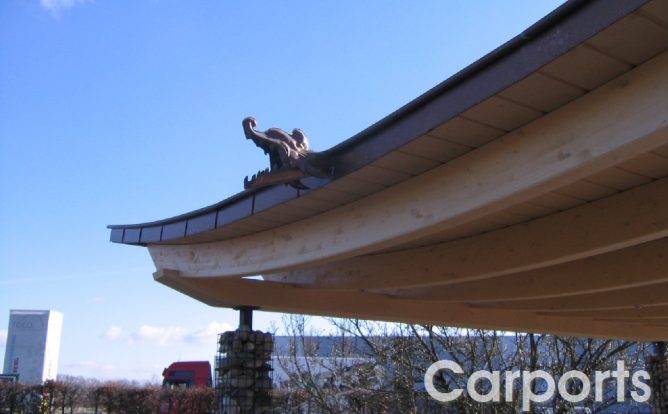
(148, 50), (668, 280)
(384, 237), (668, 302)
(154, 269), (668, 341)
(271, 176), (668, 290)
(472, 282), (668, 312)
(537, 306), (668, 319)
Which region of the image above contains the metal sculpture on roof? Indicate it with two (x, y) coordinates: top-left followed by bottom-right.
(242, 117), (332, 190)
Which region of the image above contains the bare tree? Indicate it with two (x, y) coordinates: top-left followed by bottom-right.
(277, 317), (651, 414)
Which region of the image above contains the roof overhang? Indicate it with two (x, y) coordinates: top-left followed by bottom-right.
(110, 0), (668, 340)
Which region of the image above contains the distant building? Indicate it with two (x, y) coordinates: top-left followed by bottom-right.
(271, 336), (373, 388)
(2, 310), (63, 385)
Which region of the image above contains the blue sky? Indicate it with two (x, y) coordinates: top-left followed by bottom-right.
(0, 0), (564, 381)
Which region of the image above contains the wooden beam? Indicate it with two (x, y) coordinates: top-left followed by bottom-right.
(388, 238), (668, 301)
(271, 177), (668, 290)
(594, 317), (668, 323)
(537, 305), (668, 319)
(154, 270), (668, 341)
(472, 282), (668, 311)
(149, 50), (668, 279)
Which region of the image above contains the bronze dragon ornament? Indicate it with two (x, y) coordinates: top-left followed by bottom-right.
(242, 117), (333, 190)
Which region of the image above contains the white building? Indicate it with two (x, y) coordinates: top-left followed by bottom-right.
(2, 310), (63, 384)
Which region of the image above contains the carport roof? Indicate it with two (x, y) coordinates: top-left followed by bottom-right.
(108, 0), (655, 246)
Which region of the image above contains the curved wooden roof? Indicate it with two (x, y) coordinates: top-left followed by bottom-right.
(109, 0), (649, 246)
(110, 0), (668, 340)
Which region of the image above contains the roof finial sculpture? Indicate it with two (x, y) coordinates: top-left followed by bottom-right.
(242, 117), (333, 190)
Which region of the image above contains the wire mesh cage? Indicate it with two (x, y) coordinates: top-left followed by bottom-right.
(216, 328), (274, 414)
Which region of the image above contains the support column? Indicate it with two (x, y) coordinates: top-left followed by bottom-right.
(238, 306), (255, 331)
(217, 307), (273, 414)
(648, 342), (668, 413)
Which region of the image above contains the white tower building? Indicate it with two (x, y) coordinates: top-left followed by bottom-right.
(2, 310), (63, 384)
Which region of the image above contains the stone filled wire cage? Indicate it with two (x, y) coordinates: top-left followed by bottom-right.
(216, 328), (274, 414)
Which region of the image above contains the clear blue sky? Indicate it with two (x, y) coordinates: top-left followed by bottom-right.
(0, 0), (564, 381)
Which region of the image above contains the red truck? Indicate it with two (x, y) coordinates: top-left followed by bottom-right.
(160, 361), (213, 414)
(162, 361), (212, 389)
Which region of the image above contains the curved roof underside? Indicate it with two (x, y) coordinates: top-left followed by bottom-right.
(109, 0), (668, 340)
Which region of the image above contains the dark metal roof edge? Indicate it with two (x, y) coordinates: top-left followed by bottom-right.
(107, 187), (257, 230)
(108, 0), (649, 244)
(325, 0), (590, 155)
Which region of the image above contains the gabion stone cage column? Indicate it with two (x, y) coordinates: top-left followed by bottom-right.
(649, 342), (668, 413)
(216, 308), (273, 414)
